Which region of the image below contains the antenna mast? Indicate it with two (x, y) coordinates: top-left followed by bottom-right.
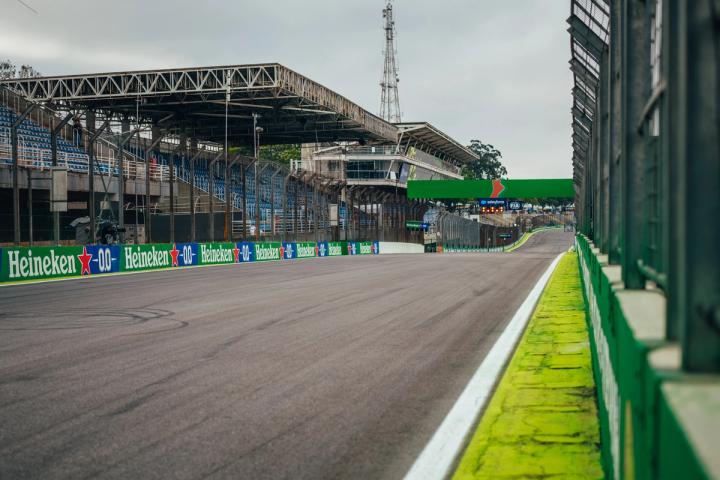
(380, 1), (401, 123)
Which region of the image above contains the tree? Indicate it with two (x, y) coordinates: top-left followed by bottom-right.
(0, 59), (41, 80)
(462, 140), (508, 179)
(0, 59), (16, 80)
(259, 144), (300, 166)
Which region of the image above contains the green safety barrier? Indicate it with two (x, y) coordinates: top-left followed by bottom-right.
(576, 234), (716, 480)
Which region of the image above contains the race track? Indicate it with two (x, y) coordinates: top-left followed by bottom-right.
(0, 230), (573, 479)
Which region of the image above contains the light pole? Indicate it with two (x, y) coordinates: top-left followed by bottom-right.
(253, 113), (263, 242)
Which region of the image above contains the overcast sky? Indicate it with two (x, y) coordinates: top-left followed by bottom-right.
(1, 0), (573, 178)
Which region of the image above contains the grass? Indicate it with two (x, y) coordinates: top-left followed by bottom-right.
(452, 252), (604, 479)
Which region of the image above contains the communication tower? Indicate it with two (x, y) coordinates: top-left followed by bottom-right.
(379, 1), (401, 123)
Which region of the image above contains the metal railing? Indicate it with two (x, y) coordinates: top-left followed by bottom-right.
(570, 0), (719, 371)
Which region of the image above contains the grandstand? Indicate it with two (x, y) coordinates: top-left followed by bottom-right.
(0, 64), (449, 245)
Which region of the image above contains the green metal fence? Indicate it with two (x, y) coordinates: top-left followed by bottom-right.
(570, 0), (719, 372)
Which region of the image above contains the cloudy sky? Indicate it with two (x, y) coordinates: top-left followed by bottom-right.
(1, 0), (573, 178)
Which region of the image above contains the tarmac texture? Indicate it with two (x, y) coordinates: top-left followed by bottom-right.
(0, 231), (573, 479)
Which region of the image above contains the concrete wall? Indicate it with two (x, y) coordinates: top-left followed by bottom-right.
(378, 242), (424, 254)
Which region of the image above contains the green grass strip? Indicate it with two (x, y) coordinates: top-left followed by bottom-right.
(452, 252), (603, 479)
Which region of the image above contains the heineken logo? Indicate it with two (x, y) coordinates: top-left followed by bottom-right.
(124, 245), (170, 270)
(359, 243), (372, 255)
(78, 247), (92, 275)
(328, 244), (342, 256)
(6, 248), (79, 279)
(255, 244), (281, 261)
(200, 244), (232, 264)
(170, 244), (180, 266)
(296, 244), (315, 258)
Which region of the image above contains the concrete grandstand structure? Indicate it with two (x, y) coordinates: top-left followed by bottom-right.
(0, 63), (475, 246)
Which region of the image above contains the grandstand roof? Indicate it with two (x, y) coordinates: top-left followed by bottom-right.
(396, 122), (478, 165)
(0, 63), (398, 146)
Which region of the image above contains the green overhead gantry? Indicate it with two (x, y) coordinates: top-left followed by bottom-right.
(406, 178), (574, 199)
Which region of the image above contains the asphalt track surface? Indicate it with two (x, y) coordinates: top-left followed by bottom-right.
(0, 230), (573, 480)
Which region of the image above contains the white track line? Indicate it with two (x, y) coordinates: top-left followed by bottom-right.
(403, 252), (564, 480)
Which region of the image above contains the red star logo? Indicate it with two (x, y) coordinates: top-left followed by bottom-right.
(280, 246), (285, 259)
(170, 243), (180, 266)
(371, 244), (375, 254)
(233, 246), (240, 263)
(78, 246), (92, 275)
(315, 245), (319, 256)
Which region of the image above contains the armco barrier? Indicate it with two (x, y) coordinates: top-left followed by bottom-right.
(0, 240), (380, 284)
(576, 234), (718, 480)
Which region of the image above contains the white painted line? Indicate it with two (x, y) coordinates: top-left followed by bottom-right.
(403, 252), (564, 480)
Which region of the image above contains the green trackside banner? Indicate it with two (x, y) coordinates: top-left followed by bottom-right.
(407, 178), (574, 199)
(254, 242), (282, 262)
(0, 245), (84, 281)
(328, 242), (346, 256)
(295, 242), (317, 259)
(198, 242), (237, 265)
(121, 243), (200, 271)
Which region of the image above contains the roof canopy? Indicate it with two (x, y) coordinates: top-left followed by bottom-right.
(396, 122), (478, 165)
(0, 63), (398, 146)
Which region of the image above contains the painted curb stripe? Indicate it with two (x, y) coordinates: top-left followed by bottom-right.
(403, 252), (565, 480)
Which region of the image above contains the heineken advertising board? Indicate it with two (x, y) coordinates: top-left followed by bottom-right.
(0, 245), (124, 282)
(122, 243), (199, 272)
(317, 242), (346, 257)
(198, 243), (237, 265)
(1, 245), (80, 281)
(281, 242), (296, 259)
(348, 241), (380, 255)
(0, 239), (380, 283)
(254, 242), (282, 262)
(236, 242), (255, 263)
(296, 242), (317, 259)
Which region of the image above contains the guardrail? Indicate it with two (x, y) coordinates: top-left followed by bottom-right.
(0, 240), (381, 283)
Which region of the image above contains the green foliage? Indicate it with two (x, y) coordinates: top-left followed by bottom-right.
(259, 144), (300, 165)
(463, 140), (508, 180)
(226, 144), (300, 166)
